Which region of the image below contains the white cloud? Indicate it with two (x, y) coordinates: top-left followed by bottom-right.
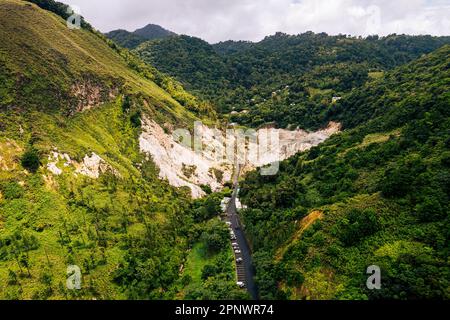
(60, 0), (450, 43)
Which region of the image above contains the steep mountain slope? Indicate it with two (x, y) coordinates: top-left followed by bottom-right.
(1, 1), (214, 121)
(135, 35), (230, 98)
(106, 24), (176, 49)
(104, 29), (148, 50)
(0, 0), (240, 300)
(134, 32), (450, 130)
(239, 45), (450, 300)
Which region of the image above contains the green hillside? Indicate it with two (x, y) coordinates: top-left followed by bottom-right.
(1, 0), (215, 121)
(133, 32), (450, 130)
(239, 45), (450, 300)
(135, 35), (231, 99)
(1, 0), (449, 302)
(104, 30), (149, 50)
(0, 0), (239, 300)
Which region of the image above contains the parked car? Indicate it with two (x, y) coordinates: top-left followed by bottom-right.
(237, 281), (246, 288)
(236, 258), (243, 264)
(235, 250), (241, 254)
(232, 242), (238, 247)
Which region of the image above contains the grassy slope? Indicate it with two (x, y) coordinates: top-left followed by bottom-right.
(0, 0), (200, 124)
(184, 243), (213, 283)
(0, 0), (221, 300)
(239, 45), (450, 300)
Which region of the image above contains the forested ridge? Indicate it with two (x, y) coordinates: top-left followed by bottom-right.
(131, 32), (450, 130)
(239, 45), (450, 299)
(106, 24), (177, 49)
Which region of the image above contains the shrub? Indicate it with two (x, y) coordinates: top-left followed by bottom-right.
(415, 198), (445, 222)
(2, 182), (24, 199)
(181, 274), (192, 286)
(21, 147), (40, 173)
(441, 151), (450, 167)
(337, 208), (380, 246)
(130, 111), (142, 127)
(121, 95), (132, 112)
(201, 264), (219, 280)
(200, 220), (229, 254)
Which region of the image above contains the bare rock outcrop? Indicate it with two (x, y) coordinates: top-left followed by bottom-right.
(139, 117), (340, 198)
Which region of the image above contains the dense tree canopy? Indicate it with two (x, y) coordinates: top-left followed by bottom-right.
(239, 46), (450, 300)
(131, 32), (450, 130)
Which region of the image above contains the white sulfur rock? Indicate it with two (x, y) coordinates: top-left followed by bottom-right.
(76, 153), (109, 179)
(46, 149), (116, 180)
(139, 117), (340, 199)
(47, 162), (63, 175)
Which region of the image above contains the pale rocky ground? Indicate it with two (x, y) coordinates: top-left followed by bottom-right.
(139, 117), (341, 198)
(46, 150), (116, 179)
(0, 139), (23, 171)
(41, 117), (340, 198)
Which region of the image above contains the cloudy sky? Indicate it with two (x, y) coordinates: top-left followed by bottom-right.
(60, 0), (450, 43)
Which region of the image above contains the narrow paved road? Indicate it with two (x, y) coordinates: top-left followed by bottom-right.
(226, 166), (259, 300)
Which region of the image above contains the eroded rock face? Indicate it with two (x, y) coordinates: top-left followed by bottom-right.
(42, 118), (339, 198)
(70, 78), (119, 113)
(139, 117), (340, 198)
(46, 150), (117, 179)
(47, 151), (72, 175)
(139, 119), (231, 198)
(75, 153), (110, 179)
(273, 122), (342, 161)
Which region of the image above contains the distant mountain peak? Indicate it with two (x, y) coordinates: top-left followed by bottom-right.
(105, 23), (176, 49)
(133, 24), (177, 40)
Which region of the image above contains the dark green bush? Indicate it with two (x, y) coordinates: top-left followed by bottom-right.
(200, 220), (229, 254)
(201, 264), (219, 280)
(130, 111), (142, 127)
(336, 208), (380, 246)
(21, 148), (40, 173)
